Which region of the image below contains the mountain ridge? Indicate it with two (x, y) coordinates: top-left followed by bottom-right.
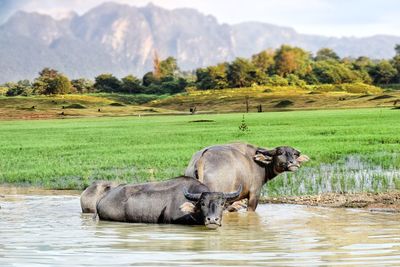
(1, 2), (400, 83)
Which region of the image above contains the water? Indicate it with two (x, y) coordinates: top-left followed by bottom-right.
(1, 191), (400, 266)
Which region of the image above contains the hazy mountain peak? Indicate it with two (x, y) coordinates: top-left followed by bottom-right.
(1, 2), (400, 83)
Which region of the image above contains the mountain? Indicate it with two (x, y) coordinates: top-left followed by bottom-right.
(1, 2), (400, 83)
(231, 22), (400, 59)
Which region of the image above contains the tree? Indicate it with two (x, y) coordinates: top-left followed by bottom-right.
(395, 44), (400, 56)
(286, 74), (306, 87)
(94, 74), (121, 92)
(71, 78), (94, 93)
(142, 72), (159, 87)
(32, 68), (72, 95)
(315, 48), (340, 61)
(251, 49), (275, 73)
(310, 60), (364, 84)
(265, 75), (289, 86)
(5, 80), (32, 96)
(227, 58), (256, 88)
(159, 57), (179, 78)
(153, 50), (161, 79)
(160, 76), (187, 94)
(121, 75), (142, 94)
(370, 60), (398, 84)
(391, 57), (400, 83)
(47, 75), (73, 94)
(391, 45), (400, 82)
(353, 56), (374, 71)
(273, 45), (312, 77)
(196, 63), (228, 90)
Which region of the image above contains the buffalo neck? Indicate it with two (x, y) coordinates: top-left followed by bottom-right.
(263, 163), (278, 184)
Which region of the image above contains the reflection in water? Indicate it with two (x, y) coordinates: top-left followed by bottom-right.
(0, 194), (399, 266)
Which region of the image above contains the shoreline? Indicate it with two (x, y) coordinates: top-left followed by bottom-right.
(1, 186), (399, 212)
(260, 191), (400, 213)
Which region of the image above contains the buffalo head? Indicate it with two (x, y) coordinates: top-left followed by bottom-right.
(182, 185), (242, 229)
(254, 146), (309, 173)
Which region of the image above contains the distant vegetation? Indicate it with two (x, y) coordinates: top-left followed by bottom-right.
(2, 44), (400, 97)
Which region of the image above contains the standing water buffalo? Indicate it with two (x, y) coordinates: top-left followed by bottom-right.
(80, 181), (119, 213)
(185, 143), (309, 211)
(95, 176), (242, 229)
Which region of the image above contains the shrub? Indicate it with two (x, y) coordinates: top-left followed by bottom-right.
(266, 75), (289, 86)
(65, 104), (86, 109)
(286, 74), (307, 87)
(341, 83), (382, 94)
(311, 83), (382, 94)
(109, 102), (125, 106)
(275, 100), (294, 108)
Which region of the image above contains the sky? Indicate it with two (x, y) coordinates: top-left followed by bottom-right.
(0, 0), (399, 37)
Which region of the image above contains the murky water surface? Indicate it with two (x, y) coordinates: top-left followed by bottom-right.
(1, 190), (399, 266)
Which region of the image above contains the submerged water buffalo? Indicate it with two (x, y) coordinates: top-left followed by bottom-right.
(95, 176), (241, 229)
(185, 143), (309, 211)
(80, 181), (119, 213)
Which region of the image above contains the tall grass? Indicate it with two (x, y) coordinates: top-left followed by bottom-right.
(0, 108), (399, 195)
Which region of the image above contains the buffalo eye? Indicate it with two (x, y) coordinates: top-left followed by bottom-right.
(201, 202), (206, 207)
(276, 150), (283, 155)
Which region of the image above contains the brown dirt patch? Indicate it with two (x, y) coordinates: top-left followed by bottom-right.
(260, 191), (400, 212)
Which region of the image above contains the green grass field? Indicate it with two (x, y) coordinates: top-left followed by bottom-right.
(1, 108), (399, 195)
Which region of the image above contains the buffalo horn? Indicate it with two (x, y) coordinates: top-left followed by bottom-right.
(183, 188), (202, 201)
(224, 184), (242, 201)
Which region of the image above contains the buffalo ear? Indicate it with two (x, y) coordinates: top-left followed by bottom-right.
(253, 154), (272, 165)
(180, 202), (197, 213)
(253, 148), (275, 165)
(297, 154), (310, 164)
(257, 148), (277, 156)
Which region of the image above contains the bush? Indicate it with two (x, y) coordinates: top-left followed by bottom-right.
(0, 86), (8, 96)
(286, 74), (307, 87)
(311, 83), (382, 94)
(109, 102), (125, 106)
(266, 75), (289, 86)
(311, 84), (341, 92)
(341, 83), (382, 94)
(5, 80), (33, 96)
(275, 100), (294, 108)
(65, 104), (86, 109)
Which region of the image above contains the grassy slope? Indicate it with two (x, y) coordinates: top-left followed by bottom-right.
(0, 94), (178, 120)
(150, 86), (400, 113)
(0, 108), (399, 195)
(1, 87), (399, 120)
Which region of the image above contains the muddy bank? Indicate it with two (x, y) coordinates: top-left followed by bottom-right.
(261, 191), (400, 212)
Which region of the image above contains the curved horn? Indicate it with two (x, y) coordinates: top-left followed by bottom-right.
(183, 188), (202, 202)
(224, 184), (242, 201)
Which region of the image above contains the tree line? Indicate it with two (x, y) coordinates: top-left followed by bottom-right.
(2, 45), (400, 97)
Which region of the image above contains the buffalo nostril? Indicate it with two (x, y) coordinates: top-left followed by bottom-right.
(215, 218), (219, 221)
(207, 217), (211, 221)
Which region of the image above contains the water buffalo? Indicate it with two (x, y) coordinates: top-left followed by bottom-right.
(95, 176), (241, 229)
(80, 181), (119, 213)
(185, 143), (309, 211)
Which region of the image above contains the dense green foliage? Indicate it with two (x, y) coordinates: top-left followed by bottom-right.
(0, 109), (399, 194)
(195, 45), (400, 89)
(33, 68), (73, 95)
(3, 44), (400, 97)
